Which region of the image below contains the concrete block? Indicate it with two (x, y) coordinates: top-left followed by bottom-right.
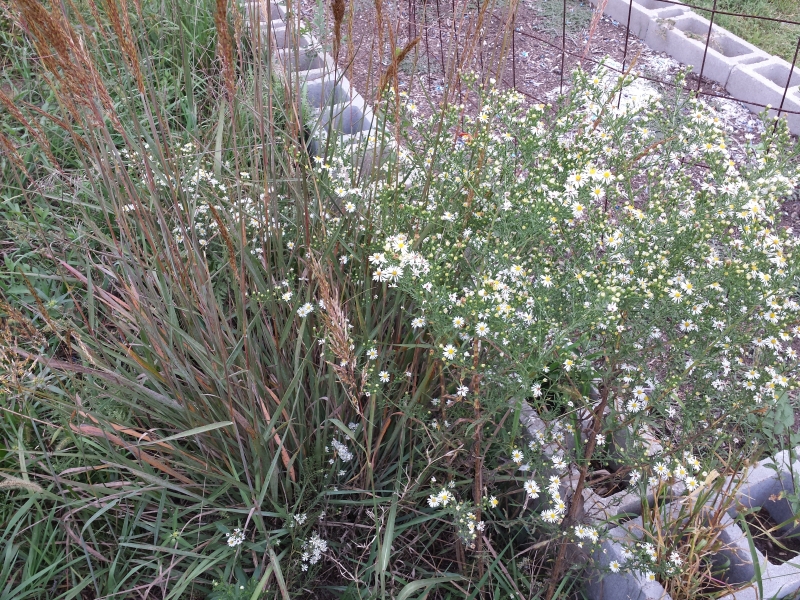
(727, 451), (793, 515)
(587, 536), (671, 600)
(726, 57), (800, 134)
(316, 103), (371, 136)
(268, 25), (311, 50)
(652, 12), (770, 87)
(304, 77), (349, 109)
(276, 52), (335, 86)
(716, 450), (800, 599)
(718, 561), (800, 600)
(275, 47), (326, 72)
(641, 10), (690, 54)
(714, 513), (768, 585)
(332, 138), (391, 179)
(589, 0), (687, 39)
(516, 399), (557, 456)
(588, 0), (800, 134)
(301, 54), (342, 83)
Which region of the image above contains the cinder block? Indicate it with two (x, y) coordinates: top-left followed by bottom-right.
(304, 77), (350, 109)
(714, 513), (768, 585)
(268, 25), (311, 50)
(726, 57), (800, 134)
(717, 450), (800, 599)
(650, 13), (769, 86)
(513, 398), (573, 457)
(641, 10), (687, 54)
(587, 535), (671, 599)
(275, 48), (326, 72)
(315, 103), (371, 136)
(516, 402), (800, 600)
(717, 556), (800, 599)
(588, 0), (687, 39)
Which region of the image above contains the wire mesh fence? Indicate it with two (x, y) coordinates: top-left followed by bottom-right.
(367, 0), (800, 130)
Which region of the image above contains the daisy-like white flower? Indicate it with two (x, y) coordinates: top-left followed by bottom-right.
(511, 449), (524, 463)
(378, 371), (390, 383)
(626, 398), (645, 413)
(668, 289), (683, 303)
(568, 171), (586, 188)
(382, 265), (403, 282)
(367, 348), (378, 360)
(542, 509), (561, 523)
(609, 561), (621, 573)
(225, 528), (245, 547)
(344, 201), (356, 213)
(540, 274), (554, 288)
(297, 303), (314, 318)
(411, 316), (426, 329)
(369, 252), (387, 265)
(456, 385), (469, 397)
(489, 496), (499, 508)
(442, 344), (457, 360)
(654, 462), (670, 479)
(685, 455), (701, 471)
(282, 291), (293, 302)
(524, 480), (541, 499)
(452, 316), (465, 328)
(475, 322), (490, 337)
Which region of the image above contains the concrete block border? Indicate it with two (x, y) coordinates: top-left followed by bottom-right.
(517, 399), (800, 599)
(588, 0), (800, 134)
(240, 0), (375, 152)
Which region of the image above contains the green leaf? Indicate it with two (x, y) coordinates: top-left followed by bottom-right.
(134, 421), (233, 448)
(396, 575), (463, 600)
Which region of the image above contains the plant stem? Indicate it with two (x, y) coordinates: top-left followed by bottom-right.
(545, 381), (610, 600)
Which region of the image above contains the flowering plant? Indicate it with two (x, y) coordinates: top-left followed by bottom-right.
(318, 64), (800, 590)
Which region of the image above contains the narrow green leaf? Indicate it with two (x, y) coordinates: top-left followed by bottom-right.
(396, 575), (463, 600)
(134, 421), (233, 448)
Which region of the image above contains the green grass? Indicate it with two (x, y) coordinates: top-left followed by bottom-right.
(690, 0), (800, 63)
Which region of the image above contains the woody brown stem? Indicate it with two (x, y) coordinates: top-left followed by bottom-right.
(545, 383), (610, 600)
(471, 337), (484, 578)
